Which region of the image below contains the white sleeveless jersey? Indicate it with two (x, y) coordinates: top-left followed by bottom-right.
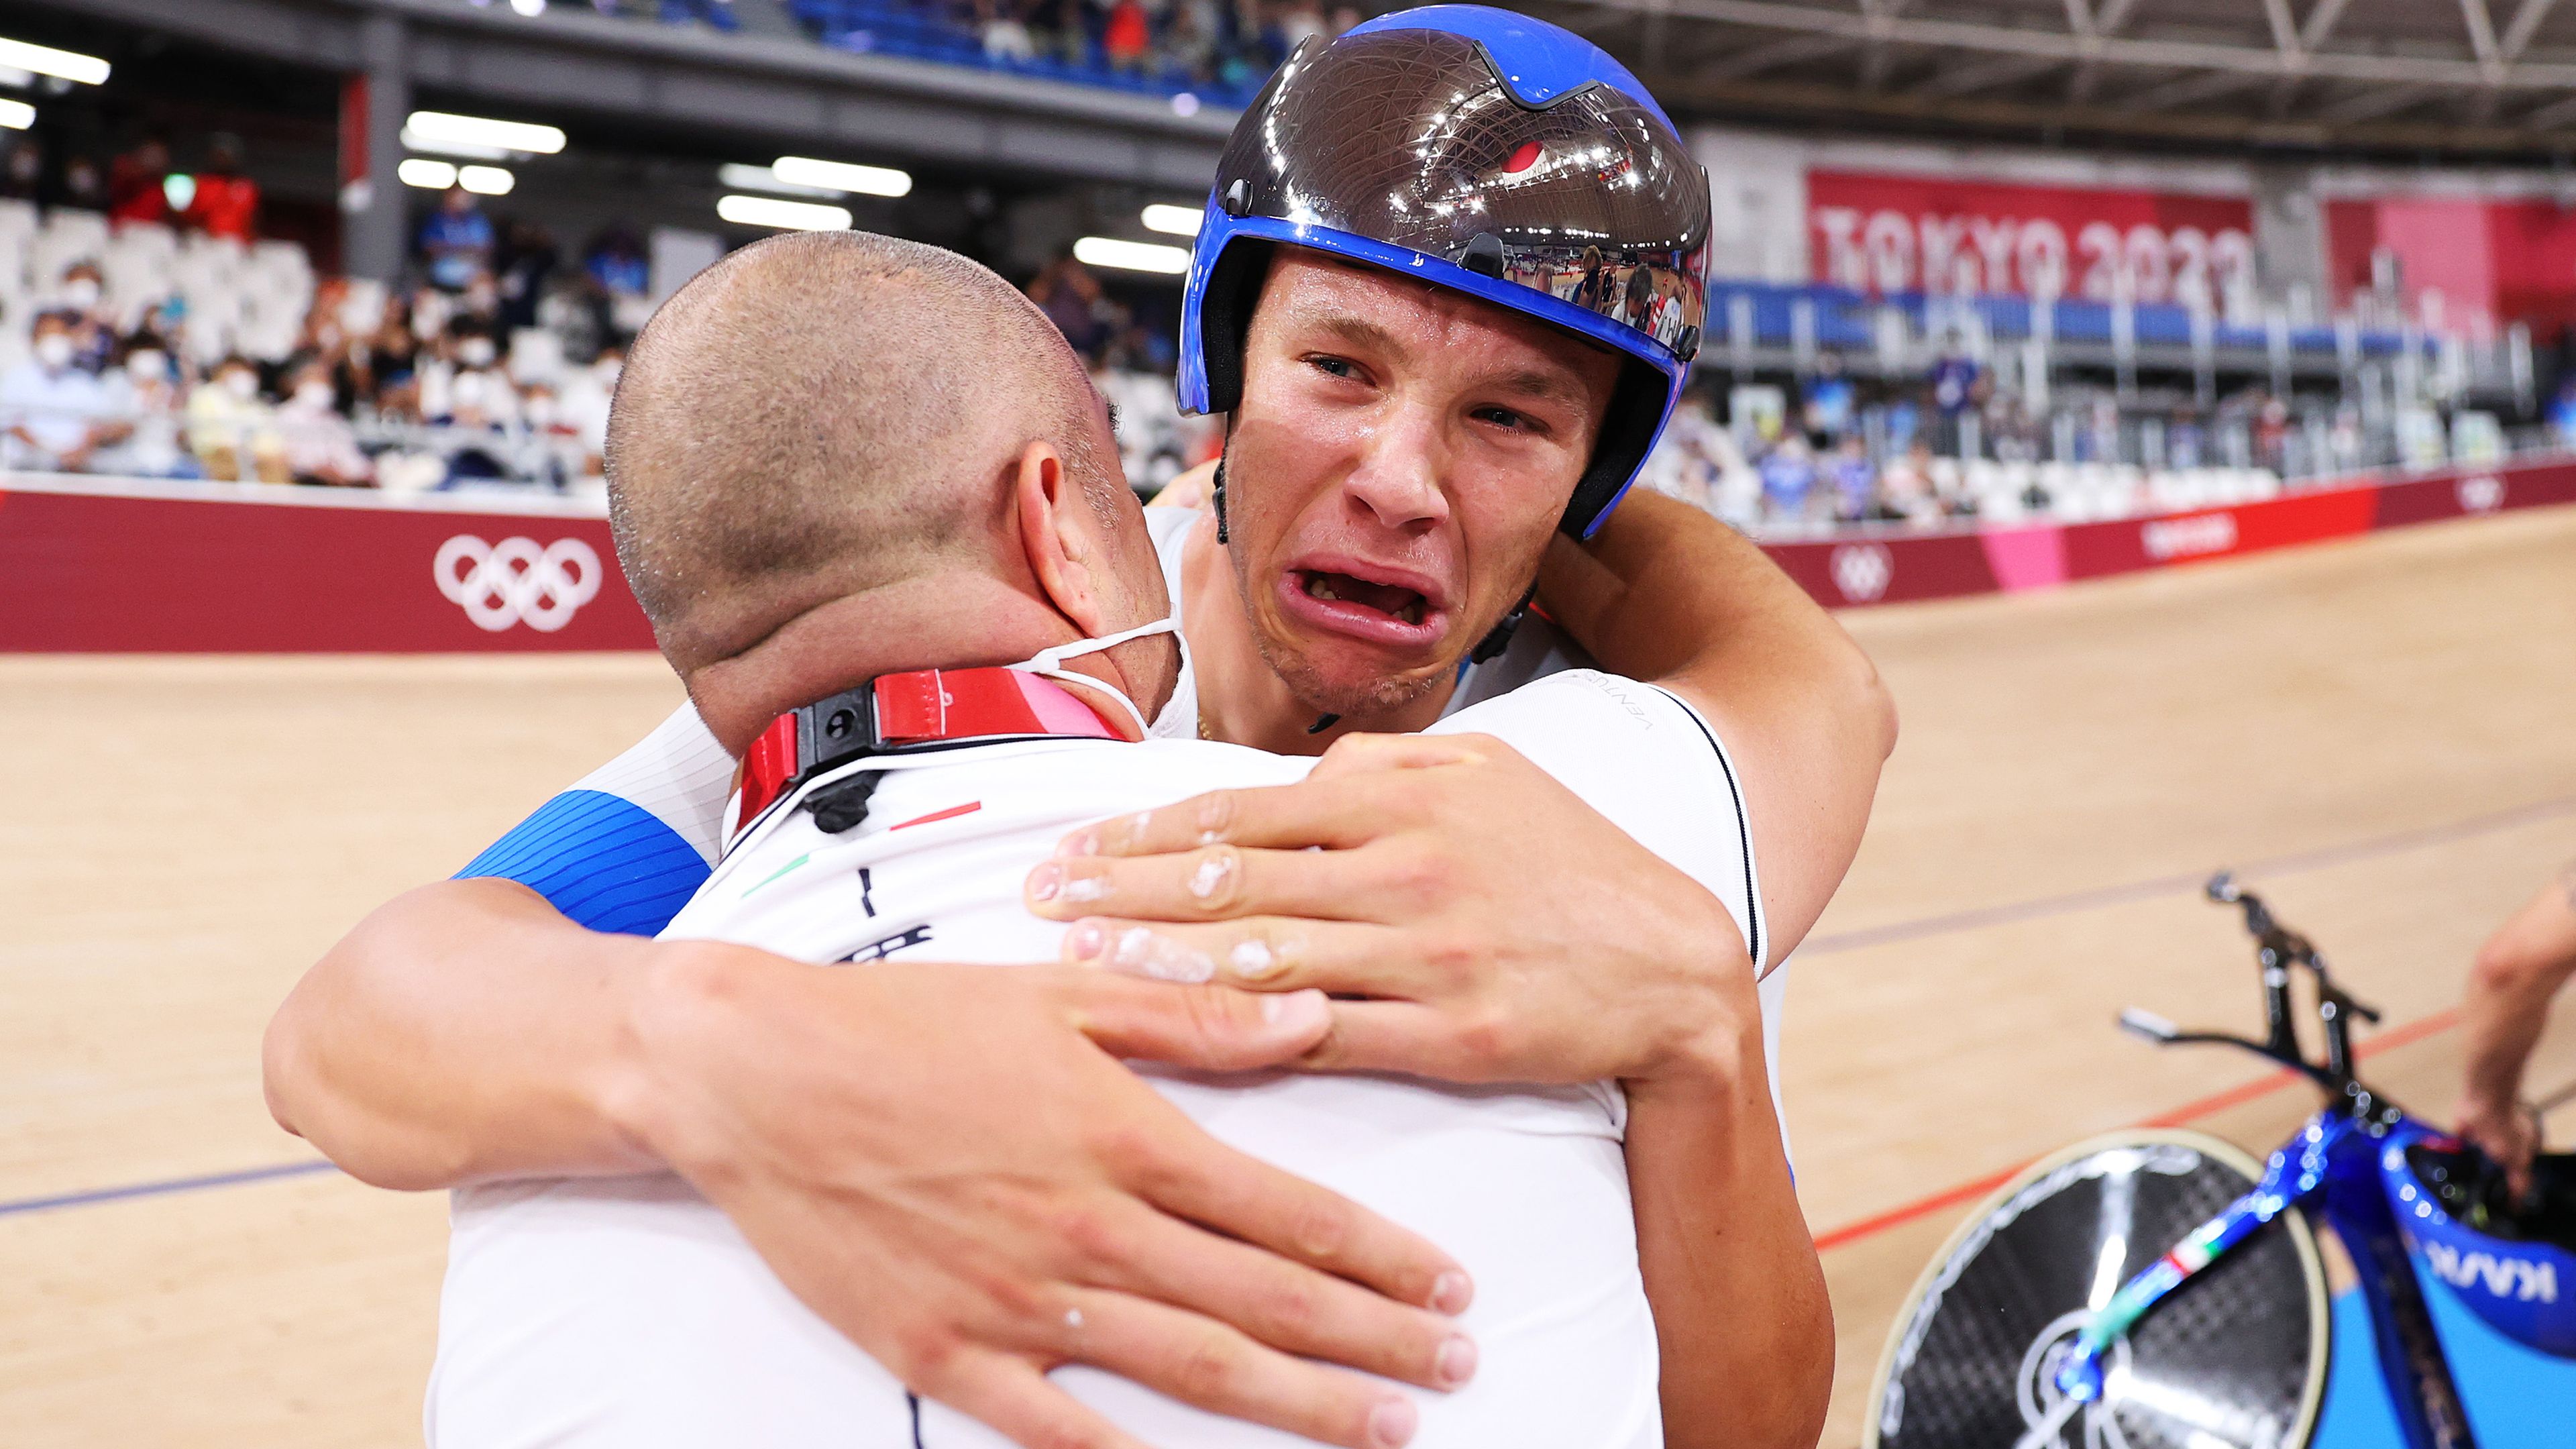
(431, 669), (1766, 1449)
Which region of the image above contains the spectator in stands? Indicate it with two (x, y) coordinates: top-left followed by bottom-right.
(980, 0), (1036, 61)
(276, 360), (374, 487)
(1826, 435), (1874, 521)
(0, 137), (40, 202)
(178, 135), (260, 240)
(1802, 354), (1854, 441)
(498, 221), (561, 334)
(420, 186), (498, 293)
(1027, 254), (1114, 358)
(60, 153), (107, 213)
(557, 343), (620, 478)
(1873, 441), (1940, 527)
(187, 355), (285, 482)
(102, 338), (197, 479)
(54, 260), (115, 374)
(584, 225), (654, 337)
(1103, 0), (1152, 74)
(1757, 433), (1818, 522)
(1, 311), (129, 472)
(109, 136), (174, 229)
(1277, 0), (1328, 52)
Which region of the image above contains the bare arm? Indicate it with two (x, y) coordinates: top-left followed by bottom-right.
(1538, 488), (1896, 960)
(2456, 862), (2576, 1195)
(266, 878), (1482, 1449)
(265, 877), (664, 1187)
(1627, 1047), (1832, 1449)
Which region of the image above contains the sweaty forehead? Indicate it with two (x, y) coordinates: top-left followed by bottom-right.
(1257, 250), (1617, 401)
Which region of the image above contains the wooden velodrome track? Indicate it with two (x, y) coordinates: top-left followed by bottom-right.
(3, 505), (2573, 1448)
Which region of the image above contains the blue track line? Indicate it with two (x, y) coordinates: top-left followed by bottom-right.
(0, 1159), (339, 1219)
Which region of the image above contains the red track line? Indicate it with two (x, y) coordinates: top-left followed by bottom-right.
(1813, 1007), (2463, 1254)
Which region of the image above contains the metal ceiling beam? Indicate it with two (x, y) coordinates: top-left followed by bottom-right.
(2312, 85), (2433, 124)
(2095, 0), (2143, 33)
(2122, 68), (2269, 113)
(2299, 0), (2358, 52)
(2261, 0), (2303, 62)
(2500, 0), (2565, 60)
(2519, 89), (2576, 127)
(1703, 30), (1856, 82)
(1913, 50), (2063, 99)
(2461, 0), (2504, 71)
(2061, 0), (2094, 38)
(1564, 0), (2576, 88)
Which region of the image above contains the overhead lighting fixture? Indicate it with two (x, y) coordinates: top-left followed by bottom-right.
(458, 164), (515, 196)
(1073, 235), (1191, 275)
(400, 127), (513, 162)
(0, 36), (109, 87)
(717, 162), (841, 199)
(1170, 92), (1201, 117)
(509, 0), (547, 13)
(770, 155), (911, 199)
(405, 109), (566, 156)
(1140, 204), (1202, 237)
(0, 97), (30, 131)
(398, 158), (458, 190)
(718, 194), (853, 231)
(162, 173), (195, 209)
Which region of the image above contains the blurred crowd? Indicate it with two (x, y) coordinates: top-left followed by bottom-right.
(956, 0), (1358, 92)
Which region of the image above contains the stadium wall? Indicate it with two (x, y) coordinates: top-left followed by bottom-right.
(7, 461), (2574, 651)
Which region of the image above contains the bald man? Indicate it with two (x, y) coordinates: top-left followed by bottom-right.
(421, 231), (1788, 1449)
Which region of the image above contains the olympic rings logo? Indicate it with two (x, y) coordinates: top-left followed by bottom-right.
(434, 535), (604, 633)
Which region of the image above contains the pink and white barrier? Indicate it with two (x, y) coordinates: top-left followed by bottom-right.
(1760, 457), (2576, 609)
(4, 460), (2572, 652)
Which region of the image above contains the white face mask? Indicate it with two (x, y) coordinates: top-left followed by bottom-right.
(592, 359), (622, 388)
(458, 337), (497, 368)
(64, 278), (101, 310)
(294, 380), (334, 409)
(34, 334), (74, 370)
(126, 350), (166, 382)
(1008, 614), (1187, 740)
(223, 370), (258, 400)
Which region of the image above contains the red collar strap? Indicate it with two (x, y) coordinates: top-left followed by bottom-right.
(727, 666), (1120, 842)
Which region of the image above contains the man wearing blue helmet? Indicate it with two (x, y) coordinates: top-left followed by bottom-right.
(268, 10), (1884, 1449)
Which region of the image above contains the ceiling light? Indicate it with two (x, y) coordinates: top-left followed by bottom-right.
(0, 97), (30, 130)
(1140, 204), (1202, 237)
(405, 109), (565, 156)
(458, 164), (515, 196)
(162, 173), (195, 209)
(717, 162), (841, 199)
(771, 156), (911, 198)
(1073, 236), (1191, 275)
(400, 127), (513, 162)
(0, 36), (109, 87)
(510, 0), (547, 12)
(1171, 92), (1201, 117)
(718, 194), (853, 231)
(398, 158), (458, 190)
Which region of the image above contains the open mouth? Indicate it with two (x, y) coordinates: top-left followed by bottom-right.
(1276, 561), (1448, 650)
(1298, 570), (1428, 627)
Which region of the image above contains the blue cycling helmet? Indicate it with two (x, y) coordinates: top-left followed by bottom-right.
(1179, 5), (1710, 539)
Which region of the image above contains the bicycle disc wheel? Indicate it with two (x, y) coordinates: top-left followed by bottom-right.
(1864, 1128), (2328, 1449)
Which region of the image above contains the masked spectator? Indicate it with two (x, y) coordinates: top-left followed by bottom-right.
(981, 0), (1038, 62)
(276, 360), (374, 486)
(1, 311), (130, 471)
(1827, 435), (1875, 521)
(187, 356), (286, 482)
(109, 136), (174, 228)
(103, 339), (199, 478)
(1757, 433), (1817, 522)
(54, 261), (116, 374)
(421, 188), (497, 293)
(556, 344), (620, 478)
(180, 134), (261, 240)
(584, 225), (654, 337)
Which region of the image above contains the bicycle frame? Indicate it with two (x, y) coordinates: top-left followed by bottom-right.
(2048, 875), (2478, 1449)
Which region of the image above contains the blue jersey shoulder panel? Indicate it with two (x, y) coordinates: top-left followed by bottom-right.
(455, 788), (711, 937)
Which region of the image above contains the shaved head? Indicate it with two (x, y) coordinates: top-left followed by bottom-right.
(606, 229), (1123, 672)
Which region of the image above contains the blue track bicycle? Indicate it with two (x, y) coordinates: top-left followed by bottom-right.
(1866, 874), (2576, 1449)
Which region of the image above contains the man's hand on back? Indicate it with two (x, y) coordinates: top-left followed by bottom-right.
(1024, 731), (1756, 1090)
